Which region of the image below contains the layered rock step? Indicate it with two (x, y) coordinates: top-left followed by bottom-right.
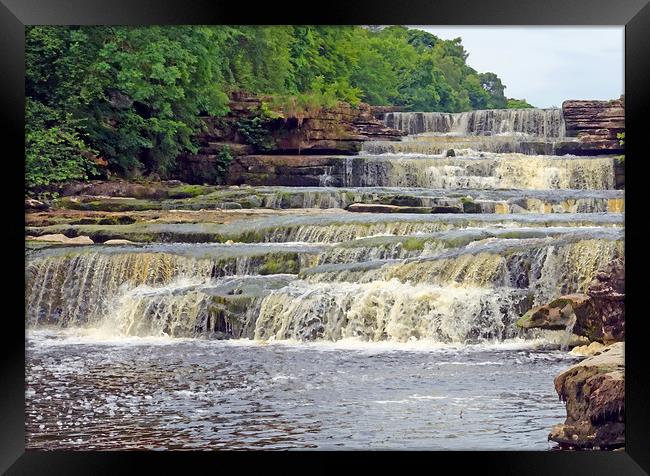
(46, 182), (625, 214)
(226, 154), (621, 190)
(26, 211), (624, 244)
(562, 99), (625, 144)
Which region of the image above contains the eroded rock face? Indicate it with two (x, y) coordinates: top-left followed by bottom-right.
(58, 181), (169, 200)
(549, 342), (625, 449)
(226, 155), (345, 187)
(177, 94), (405, 183)
(562, 98), (624, 154)
(516, 258), (624, 343)
(587, 257), (625, 343)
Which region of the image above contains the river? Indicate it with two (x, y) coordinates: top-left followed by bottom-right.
(25, 107), (624, 450)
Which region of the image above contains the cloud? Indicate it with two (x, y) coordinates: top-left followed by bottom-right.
(411, 26), (624, 108)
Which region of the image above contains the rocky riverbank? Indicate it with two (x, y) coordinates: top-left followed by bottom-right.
(517, 257), (625, 449)
(549, 342), (625, 450)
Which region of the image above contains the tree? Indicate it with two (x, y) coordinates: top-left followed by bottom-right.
(26, 25), (512, 189)
(479, 72), (507, 109)
(507, 98), (535, 109)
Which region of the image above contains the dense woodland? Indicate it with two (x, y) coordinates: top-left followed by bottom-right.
(26, 25), (534, 189)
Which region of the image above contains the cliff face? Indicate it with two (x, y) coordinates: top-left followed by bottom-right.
(562, 98), (625, 154)
(177, 96), (624, 185)
(175, 94), (404, 183)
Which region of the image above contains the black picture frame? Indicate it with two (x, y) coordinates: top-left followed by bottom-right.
(2, 0), (647, 473)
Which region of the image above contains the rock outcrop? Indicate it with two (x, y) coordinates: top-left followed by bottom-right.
(549, 342), (625, 449)
(58, 181), (170, 199)
(226, 155), (344, 187)
(176, 93), (404, 183)
(562, 98), (625, 154)
(516, 257), (624, 343)
(26, 233), (94, 245)
(25, 198), (49, 211)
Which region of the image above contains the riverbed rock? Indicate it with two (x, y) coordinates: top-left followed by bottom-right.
(586, 257), (625, 343)
(103, 239), (135, 245)
(516, 257), (624, 343)
(346, 203), (432, 214)
(26, 233), (94, 245)
(219, 202), (243, 210)
(569, 341), (606, 357)
(549, 342), (625, 449)
(227, 155), (345, 187)
(25, 198), (49, 211)
(516, 293), (596, 333)
(59, 181), (169, 199)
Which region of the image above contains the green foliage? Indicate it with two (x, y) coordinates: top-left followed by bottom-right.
(617, 132), (625, 163)
(26, 25), (229, 187)
(259, 254), (299, 275)
(215, 145), (234, 181)
(507, 98), (535, 109)
(478, 72), (507, 109)
(26, 25), (511, 188)
(25, 99), (100, 189)
(235, 116), (276, 152)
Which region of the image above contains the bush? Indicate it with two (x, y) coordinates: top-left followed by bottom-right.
(234, 116), (276, 152)
(25, 99), (100, 190)
(214, 145), (234, 182)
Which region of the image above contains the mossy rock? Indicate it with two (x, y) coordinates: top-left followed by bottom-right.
(461, 197), (482, 214)
(167, 184), (214, 199)
(259, 253), (300, 275)
(54, 197), (162, 212)
(401, 237), (426, 252)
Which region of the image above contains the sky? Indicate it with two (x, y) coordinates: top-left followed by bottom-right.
(412, 27), (624, 108)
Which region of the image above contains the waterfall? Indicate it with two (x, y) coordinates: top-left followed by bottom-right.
(252, 280), (523, 342)
(385, 108), (566, 138)
(100, 276), (276, 338)
(25, 101), (622, 345)
(341, 155), (614, 190)
(306, 238), (623, 295)
(25, 248), (318, 327)
(25, 234), (622, 342)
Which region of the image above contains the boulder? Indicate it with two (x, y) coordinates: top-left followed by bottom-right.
(549, 342), (625, 449)
(516, 293), (596, 334)
(516, 258), (624, 343)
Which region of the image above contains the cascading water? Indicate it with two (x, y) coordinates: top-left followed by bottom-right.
(340, 154), (615, 190)
(385, 108), (566, 137)
(25, 103), (624, 450)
